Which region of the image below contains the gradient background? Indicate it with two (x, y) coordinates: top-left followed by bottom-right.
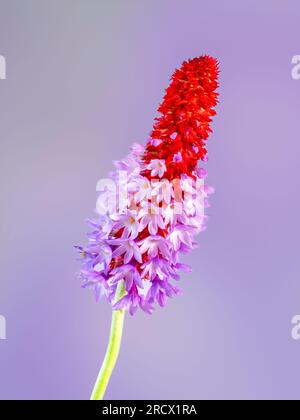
(0, 0), (300, 400)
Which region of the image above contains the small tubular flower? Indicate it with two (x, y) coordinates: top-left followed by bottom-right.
(110, 238), (143, 264)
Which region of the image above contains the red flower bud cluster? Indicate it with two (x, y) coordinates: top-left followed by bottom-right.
(143, 56), (219, 180)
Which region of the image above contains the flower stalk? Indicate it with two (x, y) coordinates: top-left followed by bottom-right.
(90, 281), (126, 400)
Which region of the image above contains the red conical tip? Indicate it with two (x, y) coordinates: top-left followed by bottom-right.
(143, 55), (219, 179)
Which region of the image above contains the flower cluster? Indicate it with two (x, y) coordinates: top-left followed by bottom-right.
(76, 56), (219, 315)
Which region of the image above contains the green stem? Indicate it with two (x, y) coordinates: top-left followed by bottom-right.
(90, 281), (126, 400)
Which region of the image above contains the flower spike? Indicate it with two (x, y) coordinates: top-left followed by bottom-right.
(79, 55), (219, 401)
(77, 56), (219, 316)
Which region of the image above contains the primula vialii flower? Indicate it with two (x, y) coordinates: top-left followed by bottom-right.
(78, 55), (219, 401)
(77, 56), (219, 317)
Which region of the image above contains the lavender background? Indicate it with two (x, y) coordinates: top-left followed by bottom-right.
(0, 0), (300, 400)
